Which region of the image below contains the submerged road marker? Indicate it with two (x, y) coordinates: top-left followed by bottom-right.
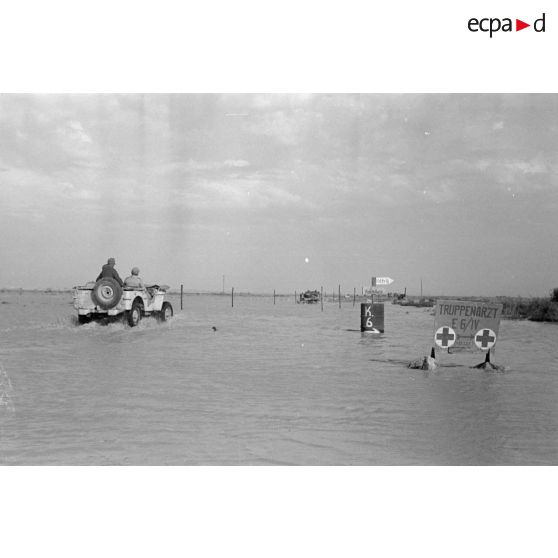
(360, 303), (384, 333)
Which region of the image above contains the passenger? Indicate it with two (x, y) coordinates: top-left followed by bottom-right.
(124, 267), (146, 290)
(96, 257), (123, 286)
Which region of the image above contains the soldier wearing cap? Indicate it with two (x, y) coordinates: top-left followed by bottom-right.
(96, 257), (124, 286)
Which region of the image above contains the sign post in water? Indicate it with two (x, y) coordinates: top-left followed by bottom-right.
(433, 299), (503, 351)
(360, 303), (384, 333)
(371, 277), (394, 287)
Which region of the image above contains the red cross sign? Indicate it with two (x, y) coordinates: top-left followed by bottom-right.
(474, 328), (497, 350)
(433, 299), (502, 351)
(434, 326), (456, 348)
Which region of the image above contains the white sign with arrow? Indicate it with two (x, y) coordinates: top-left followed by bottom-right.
(371, 277), (394, 286)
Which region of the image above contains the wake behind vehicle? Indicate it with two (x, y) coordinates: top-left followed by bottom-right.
(73, 278), (173, 326)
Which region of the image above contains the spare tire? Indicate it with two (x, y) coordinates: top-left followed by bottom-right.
(91, 278), (122, 310)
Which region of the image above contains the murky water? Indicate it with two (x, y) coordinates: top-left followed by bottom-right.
(1, 292), (557, 464)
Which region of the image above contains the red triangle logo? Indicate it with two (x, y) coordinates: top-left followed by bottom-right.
(516, 19), (530, 31)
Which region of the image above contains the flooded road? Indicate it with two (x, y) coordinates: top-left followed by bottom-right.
(1, 292), (557, 464)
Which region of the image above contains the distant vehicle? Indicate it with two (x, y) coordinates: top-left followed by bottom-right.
(299, 290), (320, 304)
(73, 278), (173, 326)
(393, 296), (434, 308)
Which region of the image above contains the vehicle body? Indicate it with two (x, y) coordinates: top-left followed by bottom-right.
(298, 290), (320, 304)
(73, 278), (173, 326)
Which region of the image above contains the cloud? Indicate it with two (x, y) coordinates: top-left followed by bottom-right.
(224, 159), (250, 168)
(0, 163), (105, 217)
(473, 154), (553, 189)
(190, 176), (306, 210)
(249, 94), (315, 110)
(506, 157), (547, 175)
(151, 159), (251, 179)
(245, 107), (325, 147)
(53, 120), (98, 162)
(65, 120), (92, 143)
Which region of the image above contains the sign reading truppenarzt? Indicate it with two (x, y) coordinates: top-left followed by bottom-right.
(434, 299), (503, 350)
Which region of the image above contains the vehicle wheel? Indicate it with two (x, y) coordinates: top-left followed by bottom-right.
(78, 315), (91, 324)
(92, 278), (122, 310)
(159, 301), (173, 322)
(127, 300), (143, 327)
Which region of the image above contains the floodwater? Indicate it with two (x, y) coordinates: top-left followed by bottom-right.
(1, 291), (557, 465)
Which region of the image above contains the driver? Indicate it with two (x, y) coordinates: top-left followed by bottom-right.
(124, 267), (146, 290)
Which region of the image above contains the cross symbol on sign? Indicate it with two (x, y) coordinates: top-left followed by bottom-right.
(435, 326), (456, 348)
(475, 329), (496, 349)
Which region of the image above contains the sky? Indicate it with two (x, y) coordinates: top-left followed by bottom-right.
(0, 93), (557, 296)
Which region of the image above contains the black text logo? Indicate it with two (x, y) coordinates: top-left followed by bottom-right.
(468, 13), (546, 37)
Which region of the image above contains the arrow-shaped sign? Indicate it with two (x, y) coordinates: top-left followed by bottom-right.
(372, 277), (394, 286)
(516, 19), (530, 31)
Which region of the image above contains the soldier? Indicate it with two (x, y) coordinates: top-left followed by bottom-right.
(96, 257), (124, 287)
(124, 267), (146, 289)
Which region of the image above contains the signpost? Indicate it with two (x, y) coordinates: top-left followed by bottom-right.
(433, 299), (503, 351)
(371, 277), (394, 287)
(360, 303), (384, 333)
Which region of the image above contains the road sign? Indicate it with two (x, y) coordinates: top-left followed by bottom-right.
(434, 299), (502, 351)
(434, 326), (456, 348)
(474, 328), (497, 351)
(360, 303), (384, 333)
(372, 277), (394, 286)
